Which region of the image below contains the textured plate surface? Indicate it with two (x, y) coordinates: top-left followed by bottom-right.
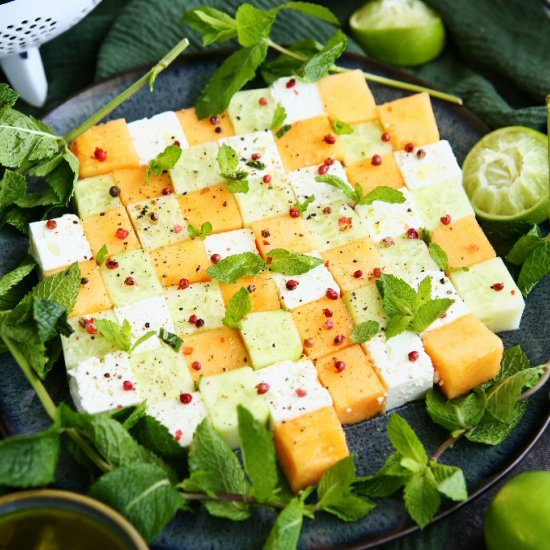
(0, 52), (548, 550)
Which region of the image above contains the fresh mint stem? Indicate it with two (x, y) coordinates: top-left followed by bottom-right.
(2, 335), (112, 473)
(264, 38), (463, 106)
(180, 490), (287, 509)
(518, 362), (550, 401)
(63, 38), (190, 143)
(430, 431), (467, 461)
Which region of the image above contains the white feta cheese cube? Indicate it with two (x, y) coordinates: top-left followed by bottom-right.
(271, 251), (339, 310)
(288, 161), (354, 208)
(270, 77), (325, 123)
(169, 142), (222, 194)
(147, 394), (207, 447)
(450, 257), (525, 332)
(29, 214), (92, 273)
(364, 332), (434, 410)
(394, 140), (462, 190)
(255, 359), (333, 424)
(355, 187), (424, 243)
(128, 111), (188, 165)
(204, 228), (258, 260)
(114, 295), (175, 352)
(68, 352), (142, 414)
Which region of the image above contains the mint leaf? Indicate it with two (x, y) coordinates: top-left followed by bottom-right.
(403, 471), (441, 528)
(187, 224), (199, 238)
(90, 463), (182, 543)
(96, 244), (108, 265)
(331, 119), (353, 135)
(223, 287), (252, 330)
(147, 144), (182, 184)
(158, 328), (183, 352)
(416, 276), (432, 308)
(0, 258), (35, 311)
(217, 144), (250, 193)
(298, 30), (346, 82)
(33, 298), (73, 342)
(207, 252), (266, 283)
(246, 159), (266, 170)
(358, 186), (406, 206)
(185, 419), (250, 520)
(236, 4), (275, 47)
(267, 248), (323, 275)
(0, 170), (26, 210)
(315, 174), (356, 202)
(385, 314), (413, 338)
(0, 84), (18, 113)
(274, 2), (340, 24)
(261, 39), (321, 85)
(494, 345), (531, 383)
(95, 318), (132, 352)
(425, 389), (487, 433)
(428, 461), (467, 502)
(294, 194), (315, 214)
(264, 497), (304, 550)
(517, 239), (550, 296)
(466, 402), (527, 445)
(196, 42), (269, 118)
(377, 274), (417, 317)
(0, 428), (60, 487)
(43, 149), (78, 205)
(187, 221), (213, 240)
(351, 320), (379, 344)
(181, 7), (238, 46)
(271, 105), (287, 131)
(505, 225), (542, 265)
(275, 124), (292, 139)
(387, 414), (428, 466)
(237, 406), (279, 502)
(428, 242), (449, 272)
(316, 456), (375, 521)
(412, 298), (454, 333)
(354, 452), (408, 498)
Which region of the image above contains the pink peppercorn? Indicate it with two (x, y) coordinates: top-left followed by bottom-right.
(353, 269), (363, 279)
(123, 380), (134, 391)
(124, 276), (136, 286)
(333, 334), (345, 345)
(381, 132), (391, 142)
(263, 174), (272, 184)
(256, 383), (270, 395)
(94, 147), (107, 161)
(371, 154), (382, 166)
(304, 338), (315, 348)
(210, 254), (221, 264)
(440, 214), (452, 225)
(179, 393), (193, 404)
(286, 280), (299, 291)
(286, 78), (296, 88)
(318, 164), (329, 175)
(407, 228), (419, 239)
(408, 351), (419, 362)
(491, 282), (504, 291)
(324, 134), (336, 145)
(115, 228), (129, 240)
(178, 278), (190, 290)
(295, 388), (307, 397)
(289, 207), (300, 218)
(326, 288), (338, 300)
(46, 219), (57, 230)
(259, 97), (268, 106)
(335, 360), (346, 372)
(404, 142), (415, 153)
(191, 361), (202, 371)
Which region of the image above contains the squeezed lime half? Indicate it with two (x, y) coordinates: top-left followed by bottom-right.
(350, 0), (446, 66)
(462, 126), (549, 223)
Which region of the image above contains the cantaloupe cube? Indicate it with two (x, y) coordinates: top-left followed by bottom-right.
(422, 314), (503, 399)
(182, 327), (249, 381)
(345, 155), (405, 195)
(111, 167), (173, 205)
(81, 206), (140, 256)
(219, 272), (280, 313)
(431, 216), (496, 269)
(315, 345), (386, 424)
(178, 183), (242, 235)
(276, 115), (344, 171)
(321, 238), (382, 292)
(318, 70), (377, 124)
(292, 297), (354, 360)
(274, 406), (349, 492)
(176, 108), (235, 146)
(150, 238), (210, 286)
(250, 215), (316, 257)
(377, 93), (439, 150)
(71, 119), (139, 178)
(46, 260), (112, 318)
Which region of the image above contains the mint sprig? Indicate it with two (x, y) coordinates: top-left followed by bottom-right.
(187, 221), (213, 240)
(158, 328), (183, 352)
(223, 287), (252, 330)
(293, 195), (315, 215)
(270, 105), (287, 131)
(95, 318), (156, 353)
(217, 144), (250, 193)
(146, 143), (182, 184)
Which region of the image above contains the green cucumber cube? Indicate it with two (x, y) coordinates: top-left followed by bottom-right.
(240, 310), (303, 369)
(343, 284), (388, 329)
(199, 367), (270, 448)
(74, 175), (122, 218)
(340, 121), (393, 165)
(228, 88), (276, 135)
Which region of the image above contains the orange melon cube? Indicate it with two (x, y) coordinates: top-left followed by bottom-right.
(423, 314), (503, 399)
(315, 345), (386, 424)
(182, 327), (249, 381)
(345, 155), (405, 195)
(292, 297), (354, 360)
(178, 183), (242, 234)
(71, 119), (139, 178)
(377, 93), (439, 150)
(150, 238), (210, 286)
(274, 407), (349, 492)
(250, 215), (316, 257)
(111, 167), (172, 205)
(45, 260), (112, 318)
(81, 206), (140, 257)
(318, 70), (377, 124)
(431, 216), (496, 269)
(276, 115), (344, 171)
(321, 238), (382, 292)
(176, 108), (235, 146)
(219, 272), (280, 313)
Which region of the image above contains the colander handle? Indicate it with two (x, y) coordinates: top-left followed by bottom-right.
(0, 47), (48, 108)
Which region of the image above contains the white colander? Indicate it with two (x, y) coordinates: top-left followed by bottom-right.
(0, 0), (103, 107)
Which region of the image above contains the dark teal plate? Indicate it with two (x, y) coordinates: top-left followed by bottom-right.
(0, 52), (548, 549)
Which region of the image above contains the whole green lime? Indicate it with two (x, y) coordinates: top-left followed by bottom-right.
(484, 471), (550, 550)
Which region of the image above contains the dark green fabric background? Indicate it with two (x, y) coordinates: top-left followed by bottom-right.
(4, 0), (549, 130)
(1, 1), (548, 548)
